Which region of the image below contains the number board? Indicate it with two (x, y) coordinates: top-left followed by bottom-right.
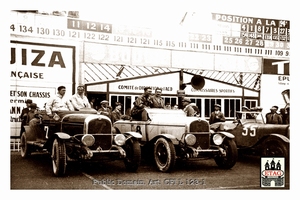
(212, 13), (290, 49)
(10, 11), (290, 58)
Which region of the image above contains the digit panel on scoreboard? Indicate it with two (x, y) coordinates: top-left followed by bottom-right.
(212, 13), (290, 50)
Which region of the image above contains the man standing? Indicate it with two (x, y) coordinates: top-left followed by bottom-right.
(181, 97), (195, 117)
(45, 86), (74, 117)
(111, 102), (125, 123)
(70, 86), (91, 110)
(209, 104), (226, 124)
(266, 105), (283, 124)
(150, 87), (165, 108)
(98, 100), (112, 119)
(131, 87), (153, 121)
(19, 99), (32, 137)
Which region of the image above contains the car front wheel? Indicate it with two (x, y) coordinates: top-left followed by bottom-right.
(153, 137), (176, 172)
(51, 138), (67, 176)
(214, 138), (238, 169)
(123, 138), (141, 172)
(20, 132), (31, 158)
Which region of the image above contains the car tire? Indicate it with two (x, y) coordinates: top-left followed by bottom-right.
(262, 139), (289, 160)
(124, 138), (141, 172)
(214, 138), (238, 169)
(20, 132), (31, 158)
(51, 138), (67, 176)
(153, 137), (176, 172)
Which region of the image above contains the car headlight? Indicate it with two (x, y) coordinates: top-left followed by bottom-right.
(213, 134), (224, 145)
(81, 134), (95, 147)
(185, 134), (196, 146)
(114, 134), (126, 146)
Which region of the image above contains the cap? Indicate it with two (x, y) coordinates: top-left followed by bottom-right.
(30, 103), (37, 109)
(101, 100), (109, 104)
(270, 105), (279, 110)
(214, 104), (221, 108)
(182, 97), (191, 103)
(25, 99), (32, 104)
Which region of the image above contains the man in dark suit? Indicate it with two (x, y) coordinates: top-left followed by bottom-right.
(209, 104), (226, 124)
(19, 99), (32, 137)
(266, 105), (282, 124)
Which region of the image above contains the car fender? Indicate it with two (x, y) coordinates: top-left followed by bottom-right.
(124, 131), (143, 139)
(153, 134), (179, 145)
(217, 131), (235, 139)
(54, 132), (71, 140)
(263, 133), (290, 144)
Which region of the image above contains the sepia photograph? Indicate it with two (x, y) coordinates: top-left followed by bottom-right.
(5, 0), (297, 197)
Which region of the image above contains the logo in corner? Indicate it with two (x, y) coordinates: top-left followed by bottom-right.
(261, 157), (285, 187)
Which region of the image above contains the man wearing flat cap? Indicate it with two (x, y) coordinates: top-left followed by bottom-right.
(45, 86), (74, 117)
(209, 104), (226, 124)
(26, 103), (39, 124)
(19, 99), (32, 137)
(98, 100), (112, 119)
(266, 105), (282, 124)
(182, 97), (195, 117)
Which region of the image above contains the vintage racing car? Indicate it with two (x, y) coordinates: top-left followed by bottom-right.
(113, 108), (238, 172)
(210, 110), (289, 160)
(20, 109), (142, 176)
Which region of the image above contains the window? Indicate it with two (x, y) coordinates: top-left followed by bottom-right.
(245, 99), (257, 109)
(110, 95), (132, 115)
(224, 99), (241, 118)
(204, 98), (221, 118)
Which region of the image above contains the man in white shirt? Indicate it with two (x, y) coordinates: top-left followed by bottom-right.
(70, 86), (91, 111)
(46, 86), (74, 117)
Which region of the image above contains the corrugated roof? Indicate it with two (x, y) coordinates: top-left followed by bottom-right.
(83, 63), (260, 91)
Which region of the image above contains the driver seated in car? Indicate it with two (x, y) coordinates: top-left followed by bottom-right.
(131, 87), (153, 121)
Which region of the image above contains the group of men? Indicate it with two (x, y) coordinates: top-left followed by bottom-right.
(265, 105), (290, 124)
(130, 87), (200, 120)
(45, 85), (91, 117)
(20, 85), (290, 136)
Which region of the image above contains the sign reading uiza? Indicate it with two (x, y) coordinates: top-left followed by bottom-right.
(10, 41), (75, 137)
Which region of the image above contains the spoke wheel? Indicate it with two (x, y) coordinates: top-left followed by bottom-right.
(52, 138), (67, 176)
(124, 139), (141, 172)
(214, 138), (238, 169)
(20, 132), (31, 158)
(263, 139), (289, 160)
(153, 137), (176, 172)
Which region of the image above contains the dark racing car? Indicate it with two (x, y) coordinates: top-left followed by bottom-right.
(20, 109), (142, 176)
(210, 109), (289, 160)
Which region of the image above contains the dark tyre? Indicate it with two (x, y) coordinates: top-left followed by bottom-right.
(262, 139), (289, 160)
(214, 138), (238, 169)
(154, 137), (176, 172)
(20, 132), (31, 158)
(124, 138), (141, 172)
(51, 138), (67, 176)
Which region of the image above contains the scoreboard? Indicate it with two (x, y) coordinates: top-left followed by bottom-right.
(212, 13), (289, 49)
(10, 11), (290, 58)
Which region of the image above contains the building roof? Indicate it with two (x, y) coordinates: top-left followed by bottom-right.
(83, 63), (260, 91)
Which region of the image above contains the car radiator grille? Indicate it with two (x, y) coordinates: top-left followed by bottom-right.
(87, 119), (113, 150)
(190, 120), (210, 149)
